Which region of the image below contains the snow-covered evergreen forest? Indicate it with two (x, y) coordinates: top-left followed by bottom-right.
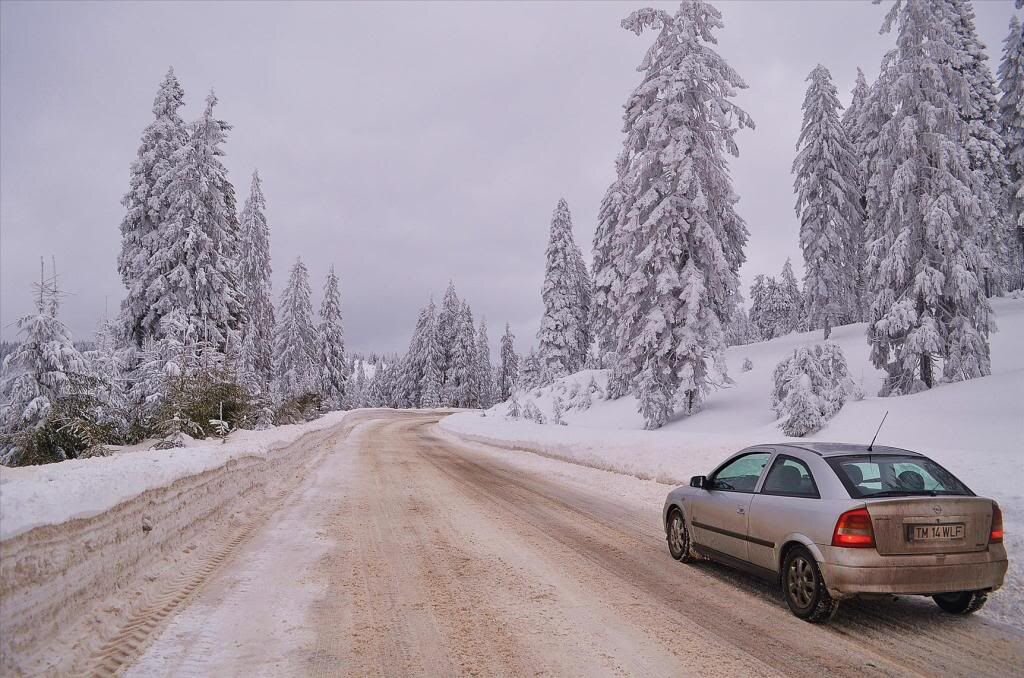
(2, 0), (1024, 464)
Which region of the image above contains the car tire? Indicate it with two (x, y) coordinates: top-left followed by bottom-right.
(666, 508), (695, 563)
(782, 546), (839, 623)
(933, 590), (988, 615)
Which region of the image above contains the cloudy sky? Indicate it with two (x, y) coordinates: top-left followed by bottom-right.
(1, 0), (1019, 353)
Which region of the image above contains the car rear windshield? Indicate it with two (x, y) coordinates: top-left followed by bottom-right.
(826, 454), (973, 499)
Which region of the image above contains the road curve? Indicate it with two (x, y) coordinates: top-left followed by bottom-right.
(127, 411), (1024, 677)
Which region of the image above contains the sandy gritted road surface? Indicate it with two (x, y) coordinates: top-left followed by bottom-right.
(20, 411), (1023, 676)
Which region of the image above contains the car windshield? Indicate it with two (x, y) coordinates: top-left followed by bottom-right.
(826, 454), (973, 499)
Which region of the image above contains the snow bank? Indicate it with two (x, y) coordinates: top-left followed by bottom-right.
(441, 297), (1024, 629)
(0, 410), (354, 541)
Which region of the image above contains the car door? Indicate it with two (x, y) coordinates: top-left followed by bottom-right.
(689, 450), (773, 562)
(747, 454), (822, 573)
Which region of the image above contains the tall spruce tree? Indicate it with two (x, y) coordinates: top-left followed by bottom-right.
(498, 323), (519, 401)
(538, 199), (590, 380)
(238, 170), (275, 394)
(592, 168), (629, 362)
(317, 267), (348, 410)
(154, 91), (244, 350)
(273, 258), (316, 402)
(999, 15), (1024, 280)
(779, 258), (805, 334)
(793, 65), (862, 338)
(475, 318), (495, 408)
(118, 68), (188, 347)
(437, 281), (461, 405)
(865, 0), (993, 394)
(948, 0), (1013, 296)
(592, 1), (752, 428)
(843, 67), (871, 320)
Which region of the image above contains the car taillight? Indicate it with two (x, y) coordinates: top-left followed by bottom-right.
(832, 507), (875, 548)
(990, 503), (1004, 544)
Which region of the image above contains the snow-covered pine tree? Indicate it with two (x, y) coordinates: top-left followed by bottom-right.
(273, 258), (316, 403)
(999, 14), (1024, 284)
(0, 267), (90, 465)
(793, 65), (862, 338)
(84, 318), (130, 437)
(437, 281), (461, 406)
(475, 318), (495, 408)
(538, 199), (589, 380)
(592, 167), (629, 361)
(570, 235), (594, 370)
(238, 170), (275, 395)
(119, 68), (188, 347)
(519, 347), (540, 390)
(457, 302), (480, 407)
(725, 305), (756, 346)
(317, 267), (348, 410)
(592, 1), (752, 428)
(779, 258), (805, 333)
(866, 0), (994, 394)
(842, 67), (871, 321)
(154, 91), (245, 350)
(949, 0), (1014, 296)
(497, 323), (519, 401)
(748, 275), (770, 340)
(423, 303), (444, 408)
(351, 360), (367, 408)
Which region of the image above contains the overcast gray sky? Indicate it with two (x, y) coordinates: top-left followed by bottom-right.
(1, 0), (1018, 353)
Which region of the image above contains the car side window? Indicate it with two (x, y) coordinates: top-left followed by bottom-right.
(710, 452), (771, 493)
(761, 455), (820, 499)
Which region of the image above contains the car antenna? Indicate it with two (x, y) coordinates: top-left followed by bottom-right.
(867, 411), (889, 452)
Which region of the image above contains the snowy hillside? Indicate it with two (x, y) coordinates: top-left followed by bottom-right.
(442, 296), (1024, 629)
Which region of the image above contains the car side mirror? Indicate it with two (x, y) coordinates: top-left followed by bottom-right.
(690, 475), (708, 489)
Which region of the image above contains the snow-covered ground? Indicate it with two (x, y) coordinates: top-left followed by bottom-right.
(0, 410), (354, 541)
(441, 296), (1024, 629)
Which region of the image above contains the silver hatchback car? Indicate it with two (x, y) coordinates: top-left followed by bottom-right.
(663, 443), (1008, 622)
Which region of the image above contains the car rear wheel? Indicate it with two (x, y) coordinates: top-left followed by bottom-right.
(782, 546), (838, 623)
(933, 590), (988, 615)
(666, 508), (694, 563)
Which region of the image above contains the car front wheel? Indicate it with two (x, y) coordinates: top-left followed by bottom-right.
(933, 590), (988, 615)
(782, 546), (838, 623)
(666, 508), (694, 563)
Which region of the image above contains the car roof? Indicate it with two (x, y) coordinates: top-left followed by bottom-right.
(765, 442), (923, 458)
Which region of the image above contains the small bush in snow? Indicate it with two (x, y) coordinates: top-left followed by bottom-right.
(522, 400), (546, 424)
(772, 342), (855, 437)
(507, 392), (521, 419)
(551, 395), (565, 425)
(742, 357), (753, 372)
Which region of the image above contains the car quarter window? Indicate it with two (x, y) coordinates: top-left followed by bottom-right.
(710, 451), (772, 493)
(761, 455), (820, 498)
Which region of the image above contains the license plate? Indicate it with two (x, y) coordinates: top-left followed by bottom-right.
(908, 523), (965, 542)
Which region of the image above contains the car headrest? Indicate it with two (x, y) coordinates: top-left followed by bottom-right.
(845, 464), (864, 485)
(898, 470), (925, 491)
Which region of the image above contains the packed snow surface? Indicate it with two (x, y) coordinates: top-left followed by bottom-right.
(0, 410), (352, 541)
(442, 297), (1024, 629)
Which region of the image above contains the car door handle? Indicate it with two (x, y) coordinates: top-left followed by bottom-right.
(736, 506), (746, 514)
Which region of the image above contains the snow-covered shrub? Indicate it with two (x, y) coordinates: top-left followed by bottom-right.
(522, 400), (546, 424)
(742, 357), (753, 372)
(507, 392), (521, 419)
(551, 395), (565, 426)
(771, 341), (855, 437)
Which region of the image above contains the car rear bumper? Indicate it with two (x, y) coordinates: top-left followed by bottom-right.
(819, 545), (1008, 598)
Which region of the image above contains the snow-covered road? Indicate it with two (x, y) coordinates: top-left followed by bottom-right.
(6, 410), (1022, 676)
(120, 411), (1022, 677)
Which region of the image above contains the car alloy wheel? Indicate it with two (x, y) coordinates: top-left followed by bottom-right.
(666, 509), (693, 562)
(786, 554), (816, 609)
(781, 546), (838, 623)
